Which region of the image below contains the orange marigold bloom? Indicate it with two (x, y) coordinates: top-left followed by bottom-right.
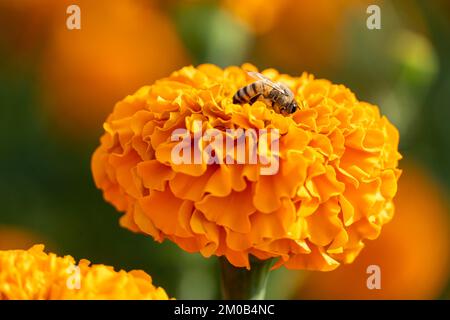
(0, 245), (170, 300)
(91, 64), (401, 271)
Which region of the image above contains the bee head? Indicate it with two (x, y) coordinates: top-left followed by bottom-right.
(282, 100), (298, 115)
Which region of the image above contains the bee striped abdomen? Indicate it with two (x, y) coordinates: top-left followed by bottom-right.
(233, 82), (259, 104)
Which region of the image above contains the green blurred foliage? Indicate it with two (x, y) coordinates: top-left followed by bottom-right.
(172, 2), (252, 67)
(0, 0), (449, 299)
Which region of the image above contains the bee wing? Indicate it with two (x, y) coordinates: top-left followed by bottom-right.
(277, 82), (295, 99)
(247, 71), (272, 82)
(247, 71), (286, 93)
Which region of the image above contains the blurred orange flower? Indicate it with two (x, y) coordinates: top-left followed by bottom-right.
(0, 0), (56, 59)
(92, 63), (401, 270)
(40, 0), (189, 137)
(222, 0), (289, 34)
(0, 245), (170, 300)
(0, 226), (42, 250)
(230, 0), (373, 72)
(297, 163), (450, 299)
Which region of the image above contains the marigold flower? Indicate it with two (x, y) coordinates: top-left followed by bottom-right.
(91, 64), (401, 271)
(0, 245), (170, 300)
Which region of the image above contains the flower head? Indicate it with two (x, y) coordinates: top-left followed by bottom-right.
(92, 64), (401, 271)
(0, 245), (170, 300)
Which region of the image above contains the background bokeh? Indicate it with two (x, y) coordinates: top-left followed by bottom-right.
(1, 0), (449, 299)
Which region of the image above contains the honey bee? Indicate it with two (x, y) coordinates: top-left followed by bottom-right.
(233, 71), (299, 115)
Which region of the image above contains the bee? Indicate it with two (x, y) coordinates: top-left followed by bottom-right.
(233, 71), (299, 115)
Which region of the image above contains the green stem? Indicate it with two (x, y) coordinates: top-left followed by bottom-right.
(219, 256), (273, 300)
